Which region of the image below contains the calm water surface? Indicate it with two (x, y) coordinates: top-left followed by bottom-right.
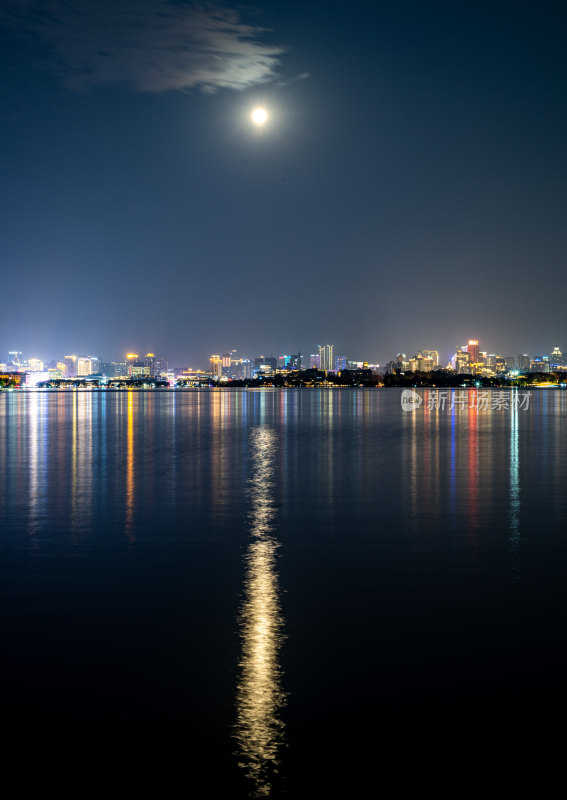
(1, 388), (566, 794)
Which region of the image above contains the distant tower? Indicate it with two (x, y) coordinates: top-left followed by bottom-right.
(8, 351), (23, 366)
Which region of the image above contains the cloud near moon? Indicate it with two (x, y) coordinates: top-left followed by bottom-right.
(1, 0), (285, 93)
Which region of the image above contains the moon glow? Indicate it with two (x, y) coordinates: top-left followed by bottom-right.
(251, 107), (268, 126)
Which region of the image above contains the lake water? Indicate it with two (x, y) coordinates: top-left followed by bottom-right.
(1, 388), (566, 794)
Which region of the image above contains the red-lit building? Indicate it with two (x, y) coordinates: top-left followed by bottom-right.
(468, 340), (479, 364)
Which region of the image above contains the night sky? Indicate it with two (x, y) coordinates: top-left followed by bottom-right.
(1, 0), (566, 366)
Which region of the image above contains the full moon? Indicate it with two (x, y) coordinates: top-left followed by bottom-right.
(251, 107), (268, 126)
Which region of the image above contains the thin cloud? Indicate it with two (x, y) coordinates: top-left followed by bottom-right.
(276, 71), (310, 87)
(1, 0), (285, 93)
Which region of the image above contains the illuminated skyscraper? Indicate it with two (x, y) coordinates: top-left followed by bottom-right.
(144, 353), (156, 376)
(455, 348), (471, 373)
(64, 355), (77, 377)
(125, 353), (150, 378)
(318, 344), (334, 371)
(77, 357), (92, 376)
(210, 355), (222, 378)
(468, 340), (479, 364)
(550, 347), (564, 367)
(254, 356), (277, 374)
(421, 350), (439, 367)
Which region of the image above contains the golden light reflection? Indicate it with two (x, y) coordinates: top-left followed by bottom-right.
(125, 390), (135, 541)
(70, 390), (78, 531)
(235, 426), (285, 797)
(509, 391), (520, 580)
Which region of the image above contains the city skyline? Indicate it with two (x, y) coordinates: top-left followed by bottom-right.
(3, 338), (565, 380)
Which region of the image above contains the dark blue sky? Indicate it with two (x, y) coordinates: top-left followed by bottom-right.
(1, 0), (566, 366)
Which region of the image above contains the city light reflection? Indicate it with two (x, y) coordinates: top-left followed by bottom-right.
(125, 390), (134, 541)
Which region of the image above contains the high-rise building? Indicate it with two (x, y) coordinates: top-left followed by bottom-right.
(467, 340), (479, 364)
(530, 357), (550, 373)
(144, 353), (157, 376)
(109, 362), (128, 377)
(309, 353), (320, 369)
(421, 350), (439, 367)
(64, 355), (77, 377)
(210, 355), (222, 378)
(125, 353), (150, 378)
(455, 348), (471, 373)
(8, 351), (23, 366)
(408, 353), (434, 372)
(550, 347), (564, 367)
(335, 355), (347, 371)
(129, 362), (151, 378)
(27, 358), (44, 372)
(318, 344), (334, 371)
(77, 357), (92, 376)
(517, 354), (530, 372)
(254, 356), (277, 374)
(289, 353), (302, 370)
(229, 358), (254, 379)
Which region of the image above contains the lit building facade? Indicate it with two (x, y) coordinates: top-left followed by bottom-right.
(77, 357), (92, 376)
(210, 355), (222, 378)
(421, 350), (439, 367)
(318, 344), (334, 371)
(467, 340), (479, 364)
(64, 355), (77, 377)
